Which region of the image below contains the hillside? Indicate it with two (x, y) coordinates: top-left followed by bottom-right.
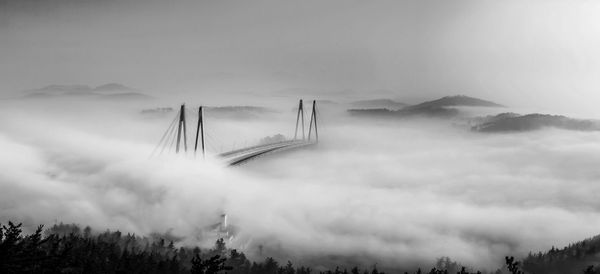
(404, 95), (504, 110)
(348, 95), (503, 119)
(7, 219), (600, 273)
(25, 84), (94, 94)
(22, 83), (152, 101)
(472, 113), (600, 132)
(93, 83), (136, 92)
(347, 104), (460, 118)
(522, 234), (600, 274)
(0, 221), (489, 274)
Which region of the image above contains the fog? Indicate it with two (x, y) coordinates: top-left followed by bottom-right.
(2, 96), (600, 271)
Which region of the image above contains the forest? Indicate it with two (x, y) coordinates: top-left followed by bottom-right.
(0, 221), (598, 274)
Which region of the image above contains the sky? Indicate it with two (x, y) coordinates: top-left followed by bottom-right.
(2, 0), (600, 115)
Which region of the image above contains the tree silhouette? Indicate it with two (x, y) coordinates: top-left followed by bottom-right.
(4, 220), (600, 274)
(505, 256), (524, 274)
(191, 253), (232, 274)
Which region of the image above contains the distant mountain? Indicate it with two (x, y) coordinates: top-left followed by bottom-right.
(396, 105), (461, 117)
(93, 83), (136, 92)
(405, 95), (504, 110)
(350, 99), (407, 110)
(21, 83), (151, 101)
(25, 84), (93, 95)
(472, 113), (600, 132)
(348, 95), (499, 118)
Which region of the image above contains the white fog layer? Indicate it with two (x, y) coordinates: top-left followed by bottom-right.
(1, 99), (600, 270)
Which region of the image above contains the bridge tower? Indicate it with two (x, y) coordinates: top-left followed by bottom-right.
(175, 104), (188, 153)
(194, 106), (206, 158)
(308, 100), (318, 142)
(294, 99), (305, 140)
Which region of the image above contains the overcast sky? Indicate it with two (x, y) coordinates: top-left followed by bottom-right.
(2, 0), (600, 114)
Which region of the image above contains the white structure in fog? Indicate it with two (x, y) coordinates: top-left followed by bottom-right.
(204, 213), (236, 244)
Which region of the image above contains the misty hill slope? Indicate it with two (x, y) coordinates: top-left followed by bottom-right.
(93, 83), (137, 93)
(348, 107), (461, 118)
(472, 113), (600, 132)
(348, 95), (501, 118)
(0, 221), (499, 274)
(25, 84), (94, 94)
(350, 99), (407, 110)
(405, 95), (504, 110)
(522, 234), (600, 274)
(22, 83), (152, 101)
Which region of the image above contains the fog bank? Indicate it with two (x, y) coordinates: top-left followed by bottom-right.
(2, 98), (600, 271)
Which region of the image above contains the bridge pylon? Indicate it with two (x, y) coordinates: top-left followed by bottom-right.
(175, 104), (188, 153)
(308, 100), (318, 142)
(194, 106), (206, 158)
(294, 99), (305, 140)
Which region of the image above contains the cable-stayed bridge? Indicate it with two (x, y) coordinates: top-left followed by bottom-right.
(151, 100), (319, 166)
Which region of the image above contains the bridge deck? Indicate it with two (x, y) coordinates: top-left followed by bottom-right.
(219, 140), (316, 166)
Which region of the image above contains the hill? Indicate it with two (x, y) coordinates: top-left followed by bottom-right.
(404, 95), (504, 110)
(93, 83), (137, 92)
(472, 113), (600, 132)
(21, 83), (152, 101)
(348, 95), (501, 118)
(522, 234), (600, 274)
(8, 219), (600, 273)
(24, 84), (94, 96)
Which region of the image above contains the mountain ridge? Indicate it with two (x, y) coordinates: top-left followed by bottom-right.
(404, 95), (504, 110)
(348, 95), (503, 118)
(21, 83), (152, 101)
(472, 113), (600, 132)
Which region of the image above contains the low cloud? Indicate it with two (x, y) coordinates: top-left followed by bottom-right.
(1, 99), (600, 271)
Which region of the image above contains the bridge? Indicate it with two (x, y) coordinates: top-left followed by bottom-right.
(151, 99), (319, 166)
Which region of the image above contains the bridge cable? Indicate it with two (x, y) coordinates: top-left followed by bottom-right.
(167, 119), (180, 153)
(203, 131), (220, 153)
(150, 114), (179, 158)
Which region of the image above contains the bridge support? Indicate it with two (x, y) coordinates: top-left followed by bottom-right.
(194, 106), (206, 158)
(176, 104), (188, 153)
(155, 99), (320, 161)
(308, 100), (318, 142)
(294, 99), (305, 140)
